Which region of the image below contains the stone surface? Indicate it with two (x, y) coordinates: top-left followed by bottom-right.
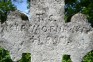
(0, 0), (93, 62)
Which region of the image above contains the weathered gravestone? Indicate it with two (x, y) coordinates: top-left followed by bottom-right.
(0, 0), (93, 62)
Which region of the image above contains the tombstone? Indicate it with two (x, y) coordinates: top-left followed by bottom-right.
(0, 0), (93, 62)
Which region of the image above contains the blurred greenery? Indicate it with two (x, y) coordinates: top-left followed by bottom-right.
(0, 0), (30, 24)
(0, 47), (31, 62)
(0, 48), (12, 62)
(0, 0), (16, 24)
(18, 53), (31, 62)
(62, 55), (72, 62)
(82, 50), (93, 62)
(65, 0), (93, 27)
(27, 0), (30, 9)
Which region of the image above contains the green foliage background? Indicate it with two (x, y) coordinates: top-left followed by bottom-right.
(62, 55), (72, 62)
(65, 0), (93, 27)
(0, 48), (12, 62)
(0, 48), (31, 62)
(0, 0), (16, 24)
(82, 50), (93, 62)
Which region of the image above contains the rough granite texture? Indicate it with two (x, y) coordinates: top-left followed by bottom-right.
(0, 0), (93, 62)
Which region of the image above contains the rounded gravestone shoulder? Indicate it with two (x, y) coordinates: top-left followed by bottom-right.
(71, 13), (88, 23)
(7, 10), (29, 21)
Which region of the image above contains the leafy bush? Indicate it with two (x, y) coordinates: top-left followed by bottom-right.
(82, 50), (93, 62)
(0, 48), (12, 62)
(0, 47), (31, 62)
(18, 53), (31, 62)
(0, 0), (16, 24)
(65, 0), (93, 27)
(62, 55), (72, 62)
